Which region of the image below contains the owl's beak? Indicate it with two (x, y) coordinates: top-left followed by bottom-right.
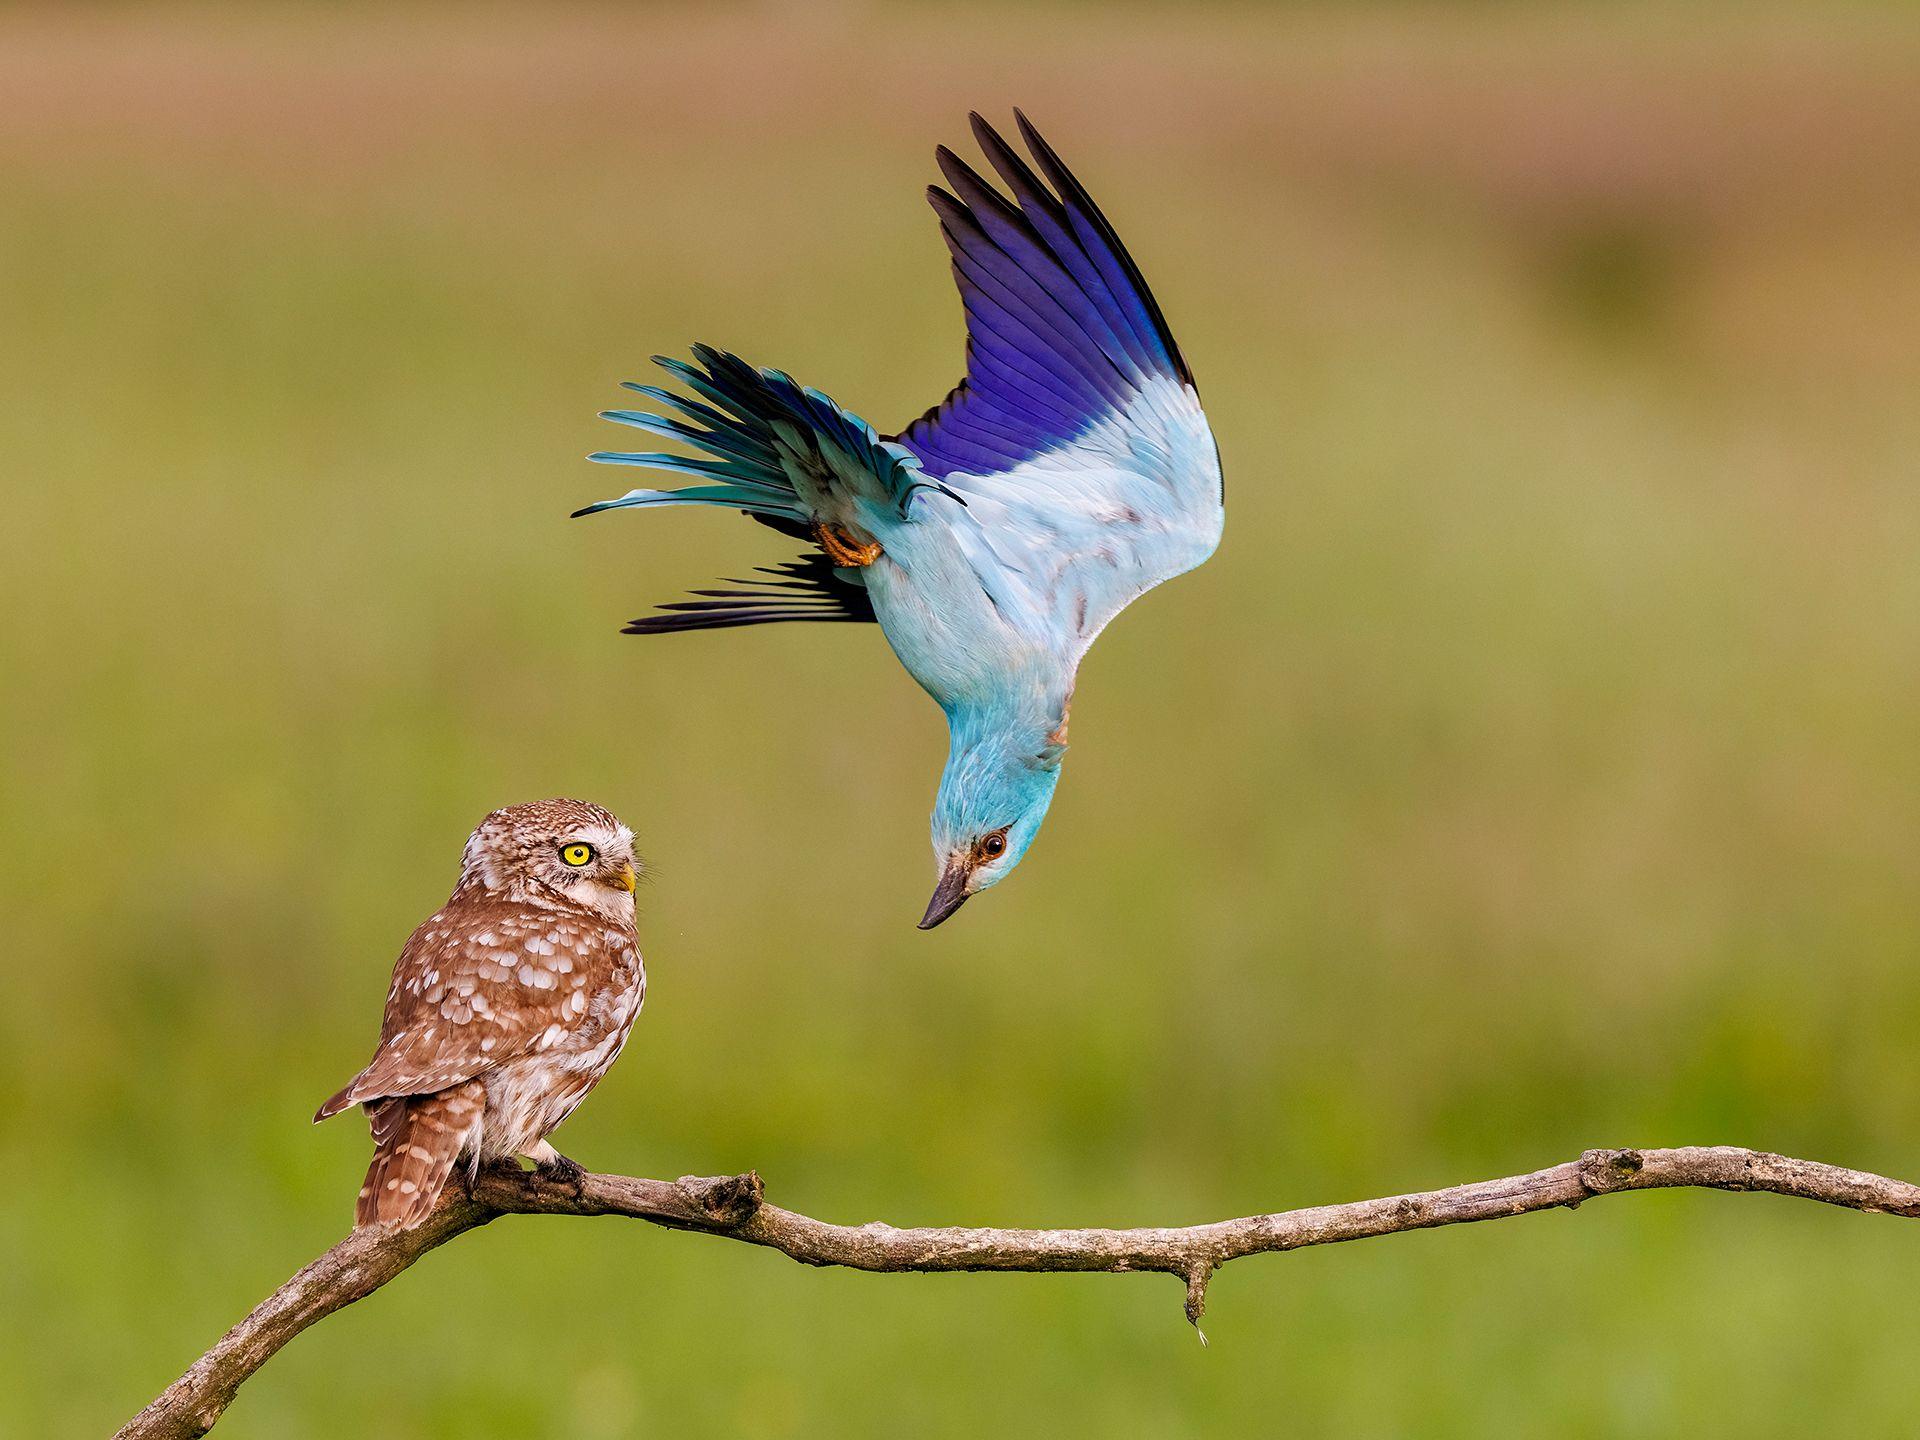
(918, 861), (970, 930)
(612, 862), (637, 893)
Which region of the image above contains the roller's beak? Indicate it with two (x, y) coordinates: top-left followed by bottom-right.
(612, 861), (637, 894)
(918, 861), (972, 930)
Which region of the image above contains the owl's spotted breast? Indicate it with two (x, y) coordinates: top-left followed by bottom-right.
(472, 921), (644, 1159)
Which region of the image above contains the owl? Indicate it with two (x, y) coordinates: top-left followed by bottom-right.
(315, 799), (646, 1229)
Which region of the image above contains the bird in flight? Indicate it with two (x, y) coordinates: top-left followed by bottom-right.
(576, 112), (1223, 928)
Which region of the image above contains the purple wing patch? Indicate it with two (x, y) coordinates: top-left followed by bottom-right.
(892, 111), (1195, 481)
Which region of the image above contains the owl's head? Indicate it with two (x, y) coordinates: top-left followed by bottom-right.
(457, 798), (639, 922)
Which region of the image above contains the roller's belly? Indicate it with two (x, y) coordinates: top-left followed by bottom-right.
(864, 530), (1042, 709)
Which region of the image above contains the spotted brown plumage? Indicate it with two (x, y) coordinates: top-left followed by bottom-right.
(315, 799), (646, 1229)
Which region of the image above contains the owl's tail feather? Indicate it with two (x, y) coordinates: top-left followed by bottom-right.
(355, 1081), (484, 1230)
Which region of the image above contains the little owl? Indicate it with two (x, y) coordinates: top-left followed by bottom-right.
(315, 798), (645, 1228)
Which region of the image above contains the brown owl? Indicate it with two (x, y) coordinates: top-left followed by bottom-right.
(315, 798), (646, 1229)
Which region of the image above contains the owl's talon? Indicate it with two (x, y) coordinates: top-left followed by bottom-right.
(462, 1157), (514, 1201)
(537, 1152), (588, 1196)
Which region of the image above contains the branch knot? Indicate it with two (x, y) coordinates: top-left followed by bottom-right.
(678, 1171), (764, 1227)
(1577, 1148), (1645, 1196)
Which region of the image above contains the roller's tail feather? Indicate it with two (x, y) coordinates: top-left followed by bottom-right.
(622, 554), (877, 634)
(354, 1082), (484, 1230)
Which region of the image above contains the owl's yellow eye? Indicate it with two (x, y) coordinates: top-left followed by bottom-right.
(560, 842), (596, 868)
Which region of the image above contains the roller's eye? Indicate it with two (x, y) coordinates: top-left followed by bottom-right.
(978, 829), (1008, 860)
(559, 842), (596, 868)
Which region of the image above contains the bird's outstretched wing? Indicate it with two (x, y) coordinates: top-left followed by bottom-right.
(576, 113), (1218, 645)
(580, 347), (940, 527)
(894, 111), (1223, 653)
(577, 347), (933, 634)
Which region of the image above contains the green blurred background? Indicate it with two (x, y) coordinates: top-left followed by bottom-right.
(4, 3), (1918, 1434)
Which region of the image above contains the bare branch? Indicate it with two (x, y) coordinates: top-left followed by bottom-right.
(117, 1146), (1920, 1439)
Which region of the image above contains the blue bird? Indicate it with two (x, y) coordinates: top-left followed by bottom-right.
(576, 112), (1223, 928)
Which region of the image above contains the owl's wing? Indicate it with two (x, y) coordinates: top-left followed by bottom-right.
(891, 112), (1223, 653)
(314, 904), (610, 1119)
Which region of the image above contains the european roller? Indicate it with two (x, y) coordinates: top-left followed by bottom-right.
(576, 112), (1223, 928)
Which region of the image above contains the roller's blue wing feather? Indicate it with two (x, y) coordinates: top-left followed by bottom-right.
(892, 111), (1222, 656)
(578, 345), (942, 525)
(577, 113), (1220, 652)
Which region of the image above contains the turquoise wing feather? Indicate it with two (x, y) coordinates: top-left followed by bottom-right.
(576, 344), (949, 527)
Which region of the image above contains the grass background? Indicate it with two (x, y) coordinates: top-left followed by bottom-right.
(3, 3), (1917, 1434)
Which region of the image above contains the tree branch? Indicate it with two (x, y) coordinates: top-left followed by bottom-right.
(117, 1145), (1920, 1439)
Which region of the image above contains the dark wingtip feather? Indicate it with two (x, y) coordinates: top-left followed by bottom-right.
(1009, 109), (1194, 389)
(968, 109), (1013, 160)
(621, 550), (877, 636)
(925, 184), (965, 226)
